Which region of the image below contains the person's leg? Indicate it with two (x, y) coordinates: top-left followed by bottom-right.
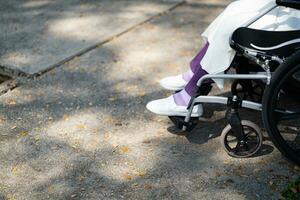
(174, 42), (209, 105)
(182, 42), (209, 80)
(147, 0), (276, 116)
(146, 67), (209, 117)
(160, 42), (209, 91)
(174, 66), (209, 106)
(146, 44), (209, 116)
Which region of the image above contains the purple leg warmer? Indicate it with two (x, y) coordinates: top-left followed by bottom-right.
(174, 42), (209, 106)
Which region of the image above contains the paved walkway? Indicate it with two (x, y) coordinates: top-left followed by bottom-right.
(0, 0), (182, 74)
(0, 0), (298, 199)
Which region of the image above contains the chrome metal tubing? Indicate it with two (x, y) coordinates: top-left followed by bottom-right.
(182, 74), (269, 131)
(194, 96), (262, 111)
(196, 74), (269, 87)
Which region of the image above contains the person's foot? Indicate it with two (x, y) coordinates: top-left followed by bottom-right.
(146, 96), (203, 117)
(159, 74), (188, 91)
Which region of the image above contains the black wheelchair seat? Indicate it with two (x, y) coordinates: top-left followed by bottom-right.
(231, 27), (300, 58)
(276, 0), (300, 10)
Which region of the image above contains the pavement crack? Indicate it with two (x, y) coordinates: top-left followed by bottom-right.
(0, 1), (186, 96)
(33, 0), (186, 77)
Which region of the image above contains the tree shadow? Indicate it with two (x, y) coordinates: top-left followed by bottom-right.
(0, 0), (182, 74)
(0, 0), (297, 199)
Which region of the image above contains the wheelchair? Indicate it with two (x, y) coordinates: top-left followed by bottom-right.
(169, 0), (300, 164)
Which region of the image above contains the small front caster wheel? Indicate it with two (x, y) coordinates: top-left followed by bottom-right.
(221, 120), (263, 158)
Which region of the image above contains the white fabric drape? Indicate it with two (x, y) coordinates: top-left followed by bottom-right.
(200, 0), (300, 88)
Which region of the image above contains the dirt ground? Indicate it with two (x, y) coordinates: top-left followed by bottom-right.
(0, 0), (298, 199)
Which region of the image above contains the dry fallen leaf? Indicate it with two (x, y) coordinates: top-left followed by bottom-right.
(138, 92), (146, 97)
(126, 85), (138, 93)
(47, 185), (54, 193)
(213, 171), (221, 177)
(11, 164), (19, 175)
(104, 133), (110, 141)
(137, 171), (147, 177)
(119, 146), (129, 153)
(7, 100), (16, 105)
(114, 121), (122, 126)
(142, 140), (151, 144)
(76, 123), (86, 129)
(63, 115), (69, 121)
(0, 116), (6, 123)
(0, 184), (7, 190)
(122, 172), (132, 181)
(291, 187), (298, 193)
(33, 135), (40, 142)
(78, 175), (85, 182)
(72, 139), (81, 148)
(144, 184), (152, 190)
(132, 183), (139, 187)
(223, 160), (231, 165)
(20, 131), (28, 137)
(6, 194), (16, 200)
(60, 155), (66, 161)
(293, 165), (300, 173)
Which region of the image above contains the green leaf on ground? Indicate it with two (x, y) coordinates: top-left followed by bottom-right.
(281, 177), (300, 200)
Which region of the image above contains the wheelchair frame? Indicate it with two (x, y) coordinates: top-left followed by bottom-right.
(173, 3), (300, 158)
(181, 3), (283, 132)
(182, 50), (283, 131)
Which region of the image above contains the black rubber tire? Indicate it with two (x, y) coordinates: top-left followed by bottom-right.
(262, 51), (300, 165)
(221, 120), (263, 158)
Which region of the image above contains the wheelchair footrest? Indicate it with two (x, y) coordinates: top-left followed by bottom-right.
(168, 116), (198, 132)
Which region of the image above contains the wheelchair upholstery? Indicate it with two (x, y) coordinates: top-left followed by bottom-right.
(276, 0), (300, 10)
(231, 27), (300, 58)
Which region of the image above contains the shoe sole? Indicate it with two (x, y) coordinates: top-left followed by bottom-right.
(146, 104), (203, 117)
(159, 81), (186, 91)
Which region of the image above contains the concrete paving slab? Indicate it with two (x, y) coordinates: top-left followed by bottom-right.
(0, 1), (297, 199)
(0, 0), (181, 75)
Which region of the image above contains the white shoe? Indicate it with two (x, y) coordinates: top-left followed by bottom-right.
(146, 96), (203, 117)
(159, 74), (187, 91)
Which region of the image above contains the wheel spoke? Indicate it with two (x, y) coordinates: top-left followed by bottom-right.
(245, 139), (258, 145)
(278, 125), (300, 134)
(275, 111), (300, 121)
(253, 91), (261, 96)
(243, 143), (250, 151)
(227, 139), (238, 143)
(244, 131), (254, 138)
(234, 142), (241, 153)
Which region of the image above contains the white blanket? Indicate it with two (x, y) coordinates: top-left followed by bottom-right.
(200, 0), (300, 88)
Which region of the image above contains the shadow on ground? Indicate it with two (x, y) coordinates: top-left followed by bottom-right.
(0, 1), (298, 199)
(0, 0), (181, 73)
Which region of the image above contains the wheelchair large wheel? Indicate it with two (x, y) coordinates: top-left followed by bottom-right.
(263, 51), (300, 165)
